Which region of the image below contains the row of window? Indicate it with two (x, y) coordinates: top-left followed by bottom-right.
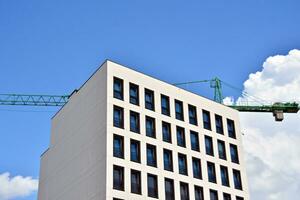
(113, 165), (244, 200)
(113, 77), (237, 139)
(113, 113), (240, 164)
(113, 134), (242, 190)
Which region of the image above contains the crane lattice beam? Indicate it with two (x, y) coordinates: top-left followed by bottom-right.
(0, 94), (70, 106)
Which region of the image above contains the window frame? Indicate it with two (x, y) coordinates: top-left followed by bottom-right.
(131, 169), (142, 195)
(129, 82), (139, 105)
(164, 178), (175, 200)
(113, 105), (124, 129)
(217, 140), (227, 160)
(188, 104), (198, 125)
(192, 157), (202, 179)
(113, 134), (124, 159)
(130, 110), (140, 133)
(205, 135), (214, 156)
(207, 161), (217, 183)
(162, 121), (172, 143)
(190, 130), (200, 152)
(113, 77), (124, 100)
(215, 114), (224, 134)
(175, 99), (184, 121)
(233, 169), (243, 190)
(145, 116), (156, 138)
(176, 126), (186, 147)
(178, 153), (188, 175)
(113, 165), (124, 191)
(161, 94), (170, 116)
(220, 165), (230, 187)
(130, 139), (141, 163)
(163, 148), (173, 172)
(202, 109), (211, 130)
(146, 144), (157, 167)
(230, 144), (239, 164)
(180, 182), (190, 200)
(145, 88), (155, 111)
(147, 173), (158, 198)
(227, 118), (236, 139)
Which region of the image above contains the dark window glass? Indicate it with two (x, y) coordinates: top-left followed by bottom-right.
(194, 186), (204, 200)
(210, 190), (218, 200)
(188, 105), (198, 125)
(163, 149), (173, 171)
(236, 196), (244, 200)
(180, 182), (189, 200)
(207, 162), (216, 183)
(227, 119), (236, 138)
(215, 114), (224, 134)
(113, 106), (124, 128)
(162, 122), (172, 143)
(129, 83), (139, 105)
(175, 100), (184, 121)
(178, 153), (188, 175)
(145, 89), (155, 111)
(130, 111), (140, 133)
(165, 178), (175, 200)
(113, 198), (124, 200)
(146, 116), (156, 138)
(147, 144), (157, 167)
(130, 139), (140, 163)
(223, 193), (231, 200)
(220, 166), (230, 187)
(131, 169), (141, 194)
(205, 136), (214, 156)
(190, 131), (200, 151)
(233, 169), (243, 190)
(161, 94), (170, 116)
(113, 134), (124, 158)
(113, 165), (124, 191)
(218, 140), (227, 160)
(230, 144), (239, 164)
(113, 77), (123, 100)
(147, 174), (158, 198)
(177, 126), (186, 147)
(192, 157), (202, 179)
(202, 110), (211, 130)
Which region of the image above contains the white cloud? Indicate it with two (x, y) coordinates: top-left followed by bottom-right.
(0, 172), (38, 200)
(236, 49), (300, 200)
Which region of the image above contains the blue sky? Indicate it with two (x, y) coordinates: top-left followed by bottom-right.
(0, 1), (300, 199)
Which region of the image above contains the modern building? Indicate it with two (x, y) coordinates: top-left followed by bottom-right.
(38, 60), (249, 200)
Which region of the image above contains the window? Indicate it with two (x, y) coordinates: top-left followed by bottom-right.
(113, 198), (124, 200)
(130, 139), (140, 163)
(177, 126), (186, 147)
(145, 89), (155, 111)
(131, 169), (141, 194)
(236, 196), (244, 200)
(233, 169), (243, 190)
(113, 165), (124, 191)
(188, 104), (198, 125)
(113, 77), (123, 100)
(147, 144), (157, 167)
(210, 189), (218, 200)
(178, 153), (188, 175)
(192, 157), (202, 179)
(217, 140), (226, 160)
(223, 193), (231, 200)
(180, 182), (189, 200)
(227, 119), (236, 138)
(194, 186), (204, 200)
(146, 116), (156, 138)
(190, 131), (200, 151)
(113, 106), (124, 128)
(130, 111), (140, 133)
(163, 149), (173, 171)
(207, 162), (216, 183)
(220, 166), (230, 187)
(164, 178), (175, 200)
(205, 136), (214, 156)
(161, 94), (170, 116)
(147, 174), (158, 198)
(230, 144), (239, 164)
(113, 134), (124, 158)
(175, 100), (184, 121)
(162, 122), (172, 143)
(215, 114), (224, 134)
(202, 110), (211, 130)
(129, 83), (139, 105)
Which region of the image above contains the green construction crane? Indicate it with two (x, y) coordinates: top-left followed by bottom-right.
(0, 78), (299, 121)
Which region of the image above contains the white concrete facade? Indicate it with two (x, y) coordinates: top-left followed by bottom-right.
(38, 60), (249, 200)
